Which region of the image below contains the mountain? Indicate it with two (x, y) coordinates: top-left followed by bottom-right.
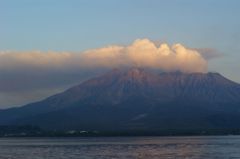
(1, 68), (240, 134)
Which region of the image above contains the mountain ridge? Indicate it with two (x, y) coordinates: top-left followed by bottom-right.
(0, 68), (240, 132)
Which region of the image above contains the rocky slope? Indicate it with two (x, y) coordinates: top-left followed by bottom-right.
(0, 68), (240, 132)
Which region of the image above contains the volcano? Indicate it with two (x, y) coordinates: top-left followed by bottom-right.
(1, 68), (240, 134)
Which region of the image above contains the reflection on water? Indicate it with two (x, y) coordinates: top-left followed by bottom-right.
(0, 136), (239, 159)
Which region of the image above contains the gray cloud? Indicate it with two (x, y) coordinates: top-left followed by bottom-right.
(195, 48), (222, 60)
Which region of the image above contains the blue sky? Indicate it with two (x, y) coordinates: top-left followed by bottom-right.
(0, 0), (240, 107)
(1, 0), (239, 50)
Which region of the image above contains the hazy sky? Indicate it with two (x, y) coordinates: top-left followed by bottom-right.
(0, 0), (240, 108)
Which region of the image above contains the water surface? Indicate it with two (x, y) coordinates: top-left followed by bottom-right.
(0, 136), (239, 159)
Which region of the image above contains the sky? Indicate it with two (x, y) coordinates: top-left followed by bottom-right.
(0, 0), (240, 108)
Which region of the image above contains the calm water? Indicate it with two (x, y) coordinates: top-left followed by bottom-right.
(0, 136), (240, 159)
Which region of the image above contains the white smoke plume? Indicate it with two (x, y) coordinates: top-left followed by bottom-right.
(0, 39), (208, 73)
(81, 39), (207, 72)
(0, 39), (214, 107)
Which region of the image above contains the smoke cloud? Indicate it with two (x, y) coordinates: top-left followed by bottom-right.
(0, 39), (215, 108)
(0, 39), (208, 73)
(81, 39), (207, 72)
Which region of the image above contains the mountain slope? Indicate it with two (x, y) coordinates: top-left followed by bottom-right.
(0, 68), (240, 132)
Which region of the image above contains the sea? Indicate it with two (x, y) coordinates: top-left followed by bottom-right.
(0, 136), (239, 159)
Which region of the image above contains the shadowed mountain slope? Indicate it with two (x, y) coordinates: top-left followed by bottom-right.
(0, 68), (240, 132)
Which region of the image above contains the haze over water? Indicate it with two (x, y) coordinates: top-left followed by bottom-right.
(0, 136), (240, 159)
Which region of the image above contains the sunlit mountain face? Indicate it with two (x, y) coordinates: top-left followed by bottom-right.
(0, 67), (240, 133)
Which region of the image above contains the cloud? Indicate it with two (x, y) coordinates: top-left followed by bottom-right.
(195, 48), (222, 60)
(81, 39), (208, 72)
(0, 39), (208, 73)
(0, 39), (210, 108)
